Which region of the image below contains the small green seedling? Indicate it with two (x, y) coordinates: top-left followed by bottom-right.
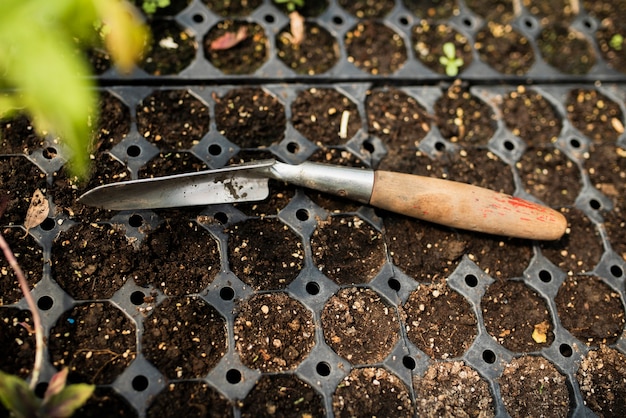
(439, 42), (464, 77)
(142, 0), (171, 15)
(610, 33), (623, 51)
(274, 0), (305, 12)
(0, 368), (94, 418)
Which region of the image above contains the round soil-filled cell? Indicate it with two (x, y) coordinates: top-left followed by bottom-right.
(201, 0), (262, 17)
(0, 156), (47, 226)
(465, 0), (515, 21)
(276, 21), (339, 75)
(444, 148), (516, 194)
(475, 23), (535, 75)
(539, 207), (603, 275)
(434, 81), (496, 146)
(140, 19), (197, 76)
(413, 361), (494, 417)
(0, 228), (42, 305)
(338, 0), (394, 18)
(383, 213), (468, 282)
(0, 307), (34, 378)
(215, 87), (286, 148)
(0, 114), (45, 155)
(500, 86), (563, 147)
(482, 280), (554, 352)
(515, 147), (581, 207)
(227, 217), (304, 290)
(142, 296), (227, 379)
(365, 87), (431, 149)
(403, 0), (458, 19)
(523, 0), (577, 22)
(49, 302), (136, 384)
(583, 0), (626, 21)
(596, 19), (626, 73)
(412, 21), (472, 76)
(95, 90), (131, 152)
(404, 280), (477, 359)
(52, 222), (137, 300)
(233, 292), (315, 372)
(77, 387), (137, 417)
(345, 21), (407, 75)
(135, 218), (221, 295)
(499, 355), (570, 417)
(203, 20), (268, 75)
(537, 23), (596, 75)
(136, 89), (210, 150)
(605, 209), (626, 262)
(566, 88), (624, 144)
(332, 367), (413, 418)
(555, 275), (625, 345)
(322, 287), (399, 365)
(138, 151), (208, 179)
(147, 381), (233, 418)
(291, 88), (361, 147)
(577, 345), (626, 417)
(238, 374), (325, 418)
(311, 215), (385, 285)
(586, 144), (626, 217)
(463, 233), (533, 280)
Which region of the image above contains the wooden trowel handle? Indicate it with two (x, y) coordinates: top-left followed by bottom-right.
(369, 171), (567, 240)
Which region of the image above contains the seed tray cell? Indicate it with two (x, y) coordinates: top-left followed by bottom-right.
(2, 83), (626, 417)
(91, 0), (626, 83)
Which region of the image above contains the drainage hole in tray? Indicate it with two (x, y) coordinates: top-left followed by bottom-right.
(287, 141), (299, 154)
(503, 140), (515, 151)
(332, 16), (344, 25)
(132, 375), (149, 391)
(208, 144), (222, 156)
(522, 17), (536, 30)
(214, 212), (228, 224)
(305, 281), (320, 295)
(559, 343), (573, 358)
(192, 13), (204, 24)
(465, 274), (478, 287)
(434, 141), (446, 152)
(316, 362), (331, 376)
(226, 369), (242, 384)
(35, 382), (48, 398)
(37, 295), (54, 311)
(220, 286), (235, 301)
(129, 214), (144, 228)
(461, 16), (474, 29)
(42, 147), (58, 160)
(362, 140), (375, 154)
(610, 264), (624, 278)
(40, 217), (56, 231)
(539, 269), (552, 283)
(569, 137), (582, 148)
(126, 145), (141, 158)
(589, 199), (601, 210)
(130, 291), (146, 306)
(402, 355), (416, 370)
(388, 278), (401, 292)
(296, 208), (310, 221)
(264, 14), (275, 24)
(482, 349), (496, 364)
(398, 15), (410, 26)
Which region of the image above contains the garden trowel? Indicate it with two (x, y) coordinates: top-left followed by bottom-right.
(78, 159), (567, 240)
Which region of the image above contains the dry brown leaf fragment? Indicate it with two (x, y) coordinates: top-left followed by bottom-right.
(532, 321), (550, 344)
(287, 11), (305, 46)
(24, 189), (49, 235)
(210, 26), (248, 51)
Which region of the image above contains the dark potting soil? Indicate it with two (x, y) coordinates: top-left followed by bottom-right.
(311, 215), (386, 285)
(48, 302), (136, 384)
(554, 275), (625, 346)
(140, 19), (197, 76)
(435, 81), (496, 146)
(95, 91), (131, 152)
(475, 23), (535, 75)
(0, 114), (46, 155)
(201, 0), (262, 17)
(227, 217), (304, 290)
(500, 86), (563, 147)
(138, 152), (209, 178)
(596, 19), (626, 74)
(566, 88), (624, 144)
(141, 296), (227, 379)
(147, 381), (233, 418)
(482, 280), (554, 352)
(238, 374), (325, 418)
(537, 23), (596, 75)
(321, 287), (399, 364)
(577, 345), (626, 417)
(412, 21), (473, 77)
(136, 89), (210, 150)
(337, 0), (394, 18)
(214, 87), (286, 148)
(413, 361), (494, 417)
(76, 386), (137, 417)
(403, 0), (458, 19)
(332, 367), (413, 418)
(583, 0), (626, 21)
(291, 88), (361, 147)
(233, 292), (315, 372)
(464, 0), (515, 22)
(276, 22), (339, 75)
(0, 307), (34, 378)
(0, 228), (42, 305)
(498, 355), (570, 418)
(203, 20), (268, 75)
(585, 144), (626, 210)
(0, 156), (47, 226)
(404, 279), (477, 359)
(523, 0), (577, 23)
(344, 21), (407, 75)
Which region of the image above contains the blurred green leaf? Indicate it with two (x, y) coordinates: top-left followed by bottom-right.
(0, 371), (40, 418)
(42, 383), (95, 418)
